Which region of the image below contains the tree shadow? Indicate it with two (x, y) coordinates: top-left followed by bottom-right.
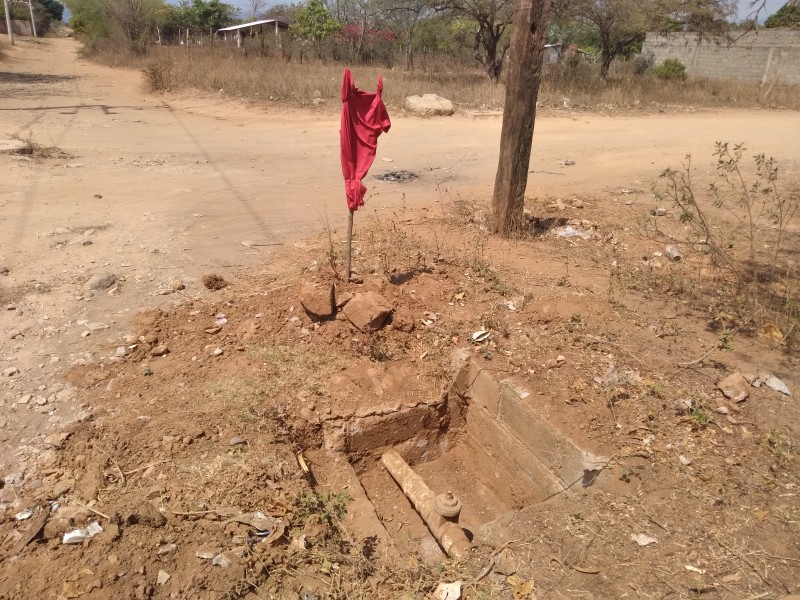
(0, 71), (80, 84)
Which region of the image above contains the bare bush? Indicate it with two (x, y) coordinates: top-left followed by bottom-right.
(654, 143), (799, 345)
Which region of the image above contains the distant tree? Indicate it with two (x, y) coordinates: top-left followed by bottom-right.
(178, 0), (237, 31)
(105, 0), (162, 54)
(562, 0), (734, 79)
(291, 0), (341, 56)
(40, 0), (65, 22)
(765, 1), (800, 27)
(65, 0), (110, 42)
(262, 2), (301, 22)
(449, 0), (514, 82)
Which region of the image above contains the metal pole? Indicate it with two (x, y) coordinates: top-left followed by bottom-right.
(345, 210), (354, 282)
(4, 0), (15, 45)
(28, 0), (37, 37)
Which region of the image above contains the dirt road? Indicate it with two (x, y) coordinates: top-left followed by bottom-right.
(2, 37), (800, 469)
(2, 37), (799, 599)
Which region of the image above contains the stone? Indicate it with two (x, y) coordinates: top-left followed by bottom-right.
(405, 94), (455, 117)
(718, 372), (750, 403)
(343, 292), (392, 332)
(157, 543), (177, 556)
(300, 282), (336, 320)
(86, 273), (117, 290)
(52, 479), (75, 498)
(336, 292), (354, 309)
(0, 265), (9, 275)
(44, 432), (71, 449)
(196, 547), (222, 560)
(763, 375), (791, 396)
(212, 348), (223, 356)
(170, 280), (185, 291)
(229, 436), (247, 446)
(56, 388), (77, 402)
(4, 367), (19, 377)
(18, 394), (32, 404)
(157, 570), (170, 585)
(8, 329), (22, 339)
(150, 345), (169, 357)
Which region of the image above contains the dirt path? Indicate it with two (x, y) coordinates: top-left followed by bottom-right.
(2, 37), (799, 599)
(2, 34), (800, 482)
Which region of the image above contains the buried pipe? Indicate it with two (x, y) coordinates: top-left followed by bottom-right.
(381, 449), (471, 560)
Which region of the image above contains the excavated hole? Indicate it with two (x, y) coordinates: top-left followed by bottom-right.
(316, 366), (607, 553)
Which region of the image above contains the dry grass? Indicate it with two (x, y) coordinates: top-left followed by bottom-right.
(92, 42), (800, 112)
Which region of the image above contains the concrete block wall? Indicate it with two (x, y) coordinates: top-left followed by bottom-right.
(0, 19), (34, 36)
(643, 29), (800, 86)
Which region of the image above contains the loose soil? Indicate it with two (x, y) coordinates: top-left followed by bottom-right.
(1, 38), (799, 600)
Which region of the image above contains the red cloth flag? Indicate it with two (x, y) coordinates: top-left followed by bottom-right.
(340, 68), (391, 212)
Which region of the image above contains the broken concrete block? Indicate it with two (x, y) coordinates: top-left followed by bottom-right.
(343, 292), (392, 332)
(300, 282), (336, 320)
(718, 372), (750, 403)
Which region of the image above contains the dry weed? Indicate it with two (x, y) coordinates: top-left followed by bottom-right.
(105, 43), (800, 112)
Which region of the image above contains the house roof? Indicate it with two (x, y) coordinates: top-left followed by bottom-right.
(217, 20), (289, 33)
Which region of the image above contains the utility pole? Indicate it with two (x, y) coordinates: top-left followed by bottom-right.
(4, 0), (15, 45)
(492, 0), (553, 236)
(28, 0), (37, 37)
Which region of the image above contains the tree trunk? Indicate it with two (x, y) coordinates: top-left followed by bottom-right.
(492, 0), (552, 236)
(600, 49), (612, 79)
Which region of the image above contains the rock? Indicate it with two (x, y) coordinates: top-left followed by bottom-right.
(0, 265), (8, 275)
(44, 432), (71, 449)
(405, 94), (455, 117)
(52, 479), (75, 498)
(343, 292), (392, 332)
(229, 436), (247, 446)
(196, 547), (222, 560)
(763, 375), (791, 396)
(150, 345), (169, 357)
(86, 273), (117, 290)
(212, 348), (223, 356)
(391, 310), (415, 333)
(170, 280), (185, 291)
(650, 208), (667, 217)
(125, 501), (167, 528)
(718, 372), (750, 403)
(34, 396), (48, 406)
(4, 367), (19, 377)
(336, 292), (354, 308)
(157, 570), (170, 585)
(300, 282), (336, 320)
(157, 543), (177, 556)
(56, 388), (77, 402)
(18, 394), (32, 404)
(8, 329), (22, 339)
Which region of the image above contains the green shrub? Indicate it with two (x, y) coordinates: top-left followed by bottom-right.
(648, 58), (687, 81)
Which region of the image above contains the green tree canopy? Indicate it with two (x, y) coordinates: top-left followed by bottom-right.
(291, 0), (341, 50)
(765, 1), (800, 28)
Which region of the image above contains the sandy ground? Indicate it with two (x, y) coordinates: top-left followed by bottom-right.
(2, 35), (800, 475)
(1, 37), (799, 600)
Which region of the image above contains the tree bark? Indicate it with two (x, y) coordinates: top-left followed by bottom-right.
(492, 0), (552, 236)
